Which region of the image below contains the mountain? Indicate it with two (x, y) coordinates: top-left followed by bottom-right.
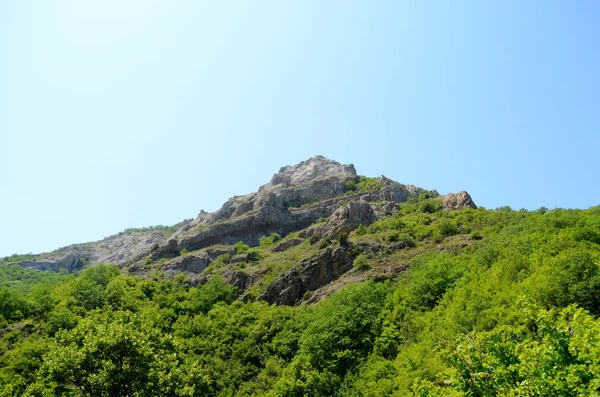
(3, 156), (475, 305)
(3, 156), (599, 396)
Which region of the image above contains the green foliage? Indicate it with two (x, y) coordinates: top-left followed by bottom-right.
(117, 223), (180, 237)
(212, 253), (232, 266)
(246, 249), (262, 262)
(259, 233), (282, 247)
(356, 176), (385, 191)
(355, 223), (367, 235)
(234, 241), (250, 254)
(418, 199), (441, 214)
(2, 206), (600, 396)
(345, 176), (385, 193)
(433, 305), (600, 396)
(345, 179), (358, 192)
(353, 254), (370, 271)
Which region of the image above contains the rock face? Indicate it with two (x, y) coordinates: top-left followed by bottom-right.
(16, 254), (83, 272)
(258, 247), (353, 305)
(12, 228), (179, 271)
(443, 191), (477, 210)
(271, 238), (303, 253)
(5, 153), (478, 315)
(159, 246), (237, 278)
(153, 156), (359, 258)
(314, 200), (377, 241)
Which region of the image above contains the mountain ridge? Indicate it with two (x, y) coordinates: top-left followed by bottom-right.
(2, 156), (476, 305)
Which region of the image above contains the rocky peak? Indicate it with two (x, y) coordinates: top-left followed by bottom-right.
(266, 156), (357, 188)
(443, 191), (477, 210)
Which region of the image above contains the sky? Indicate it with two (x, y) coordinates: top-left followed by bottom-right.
(1, 1), (599, 257)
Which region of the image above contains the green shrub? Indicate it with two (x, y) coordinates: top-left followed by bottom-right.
(384, 231), (400, 242)
(213, 253), (232, 266)
(419, 200), (440, 214)
(345, 179), (358, 192)
(246, 249), (261, 262)
(356, 176), (385, 191)
(259, 233), (282, 247)
(353, 254), (370, 271)
(234, 241), (249, 254)
(179, 248), (188, 256)
(470, 231), (483, 240)
(398, 233), (416, 247)
(355, 224), (367, 235)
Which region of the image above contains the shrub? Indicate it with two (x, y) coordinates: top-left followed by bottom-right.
(470, 231), (483, 240)
(419, 200), (440, 214)
(384, 231), (400, 242)
(345, 179), (358, 192)
(179, 248), (188, 256)
(213, 253), (232, 266)
(234, 241), (249, 254)
(259, 233), (282, 247)
(353, 254), (370, 271)
(246, 250), (261, 262)
(355, 224), (367, 236)
(398, 233), (416, 247)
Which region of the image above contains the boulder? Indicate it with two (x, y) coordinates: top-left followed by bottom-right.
(315, 200), (376, 241)
(443, 191), (477, 210)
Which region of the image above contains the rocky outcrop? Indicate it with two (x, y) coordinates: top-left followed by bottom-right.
(161, 253), (211, 275)
(271, 238), (303, 253)
(154, 156), (359, 257)
(314, 200), (376, 241)
(159, 246), (237, 277)
(16, 253), (83, 272)
(257, 247), (353, 305)
(220, 269), (264, 291)
(443, 191), (477, 210)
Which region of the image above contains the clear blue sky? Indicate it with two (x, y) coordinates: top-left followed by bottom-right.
(1, 1), (599, 257)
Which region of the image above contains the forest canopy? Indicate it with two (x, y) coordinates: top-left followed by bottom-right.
(1, 204), (600, 396)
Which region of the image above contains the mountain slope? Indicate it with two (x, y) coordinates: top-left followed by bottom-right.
(4, 156), (475, 306)
(1, 157), (600, 396)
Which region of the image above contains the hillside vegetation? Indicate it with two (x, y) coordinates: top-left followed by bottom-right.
(2, 201), (600, 396)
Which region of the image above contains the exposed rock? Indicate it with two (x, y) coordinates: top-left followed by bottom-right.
(230, 254), (248, 264)
(351, 241), (411, 256)
(220, 269), (263, 292)
(271, 238), (303, 253)
(156, 156), (359, 257)
(443, 191), (477, 210)
(15, 253), (83, 272)
(162, 253), (211, 274)
(257, 247), (353, 305)
(314, 200), (376, 241)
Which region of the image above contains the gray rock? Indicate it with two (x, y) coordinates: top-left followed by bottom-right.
(257, 247), (353, 305)
(314, 200), (377, 241)
(271, 238), (303, 253)
(161, 253), (210, 274)
(220, 269), (263, 292)
(443, 191), (477, 210)
(156, 156), (359, 257)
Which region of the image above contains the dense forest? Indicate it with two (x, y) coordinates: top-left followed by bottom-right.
(2, 197), (600, 396)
